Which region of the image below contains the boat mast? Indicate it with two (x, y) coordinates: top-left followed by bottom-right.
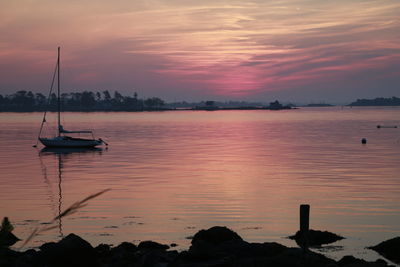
(57, 46), (61, 136)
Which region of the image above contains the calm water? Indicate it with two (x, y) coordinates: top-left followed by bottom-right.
(0, 107), (399, 262)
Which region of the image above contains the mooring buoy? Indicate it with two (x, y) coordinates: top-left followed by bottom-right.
(377, 125), (397, 129)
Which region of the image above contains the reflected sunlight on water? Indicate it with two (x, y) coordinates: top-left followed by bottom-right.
(0, 107), (399, 262)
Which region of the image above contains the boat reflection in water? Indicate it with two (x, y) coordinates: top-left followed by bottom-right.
(38, 147), (105, 238)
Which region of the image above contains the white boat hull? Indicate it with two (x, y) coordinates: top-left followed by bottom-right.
(39, 136), (103, 148)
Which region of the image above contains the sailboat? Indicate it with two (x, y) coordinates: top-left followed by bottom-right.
(37, 47), (106, 148)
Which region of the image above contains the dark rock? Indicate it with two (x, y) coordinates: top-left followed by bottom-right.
(114, 241), (138, 252)
(138, 240), (170, 251)
(177, 227), (344, 267)
(187, 239), (245, 261)
(22, 249), (37, 256)
(244, 242), (287, 258)
(289, 229), (344, 247)
(0, 217), (20, 248)
(177, 227), (246, 264)
(263, 247), (338, 267)
(1, 227), (398, 267)
(21, 248), (37, 260)
(375, 259), (391, 266)
(179, 227), (289, 266)
(0, 247), (22, 267)
(104, 242), (138, 266)
(0, 231), (20, 248)
(95, 243), (111, 254)
(338, 255), (367, 266)
(338, 255), (392, 266)
(171, 256), (235, 267)
(39, 241), (57, 251)
(369, 236), (400, 263)
(13, 249), (38, 267)
(36, 233), (98, 267)
(139, 250), (179, 267)
(191, 226), (243, 246)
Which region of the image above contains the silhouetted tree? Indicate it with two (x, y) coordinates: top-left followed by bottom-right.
(35, 93), (46, 107)
(144, 97), (165, 108)
(269, 100), (283, 110)
(205, 101), (215, 107)
(81, 91), (96, 108)
(113, 91), (123, 104)
(10, 90), (35, 109)
(102, 90), (111, 102)
(49, 93), (58, 108)
(96, 92), (101, 102)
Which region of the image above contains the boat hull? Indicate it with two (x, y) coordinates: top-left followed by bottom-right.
(39, 137), (103, 148)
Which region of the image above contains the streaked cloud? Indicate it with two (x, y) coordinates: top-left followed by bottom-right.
(0, 0), (399, 102)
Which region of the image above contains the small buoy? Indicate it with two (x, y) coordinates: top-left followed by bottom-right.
(377, 125), (397, 128)
(361, 138), (367, 144)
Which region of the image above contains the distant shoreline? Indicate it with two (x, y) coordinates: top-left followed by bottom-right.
(348, 97), (400, 106)
(0, 100), (294, 112)
(0, 107), (293, 112)
(3, 105), (400, 113)
(1, 91), (400, 112)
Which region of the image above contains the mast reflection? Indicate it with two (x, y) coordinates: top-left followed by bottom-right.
(38, 147), (104, 237)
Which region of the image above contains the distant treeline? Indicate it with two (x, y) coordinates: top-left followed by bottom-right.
(0, 90), (293, 111)
(0, 90), (166, 111)
(349, 97), (400, 106)
(2, 91), (399, 111)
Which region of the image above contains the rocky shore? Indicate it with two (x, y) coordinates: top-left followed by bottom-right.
(0, 226), (398, 267)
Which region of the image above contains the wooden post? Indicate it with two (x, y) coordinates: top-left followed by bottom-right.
(300, 204), (310, 232)
(299, 204), (310, 250)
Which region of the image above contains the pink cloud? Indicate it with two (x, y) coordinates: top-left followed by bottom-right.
(1, 0), (400, 101)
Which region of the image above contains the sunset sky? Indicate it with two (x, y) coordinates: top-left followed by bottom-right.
(1, 0), (399, 103)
